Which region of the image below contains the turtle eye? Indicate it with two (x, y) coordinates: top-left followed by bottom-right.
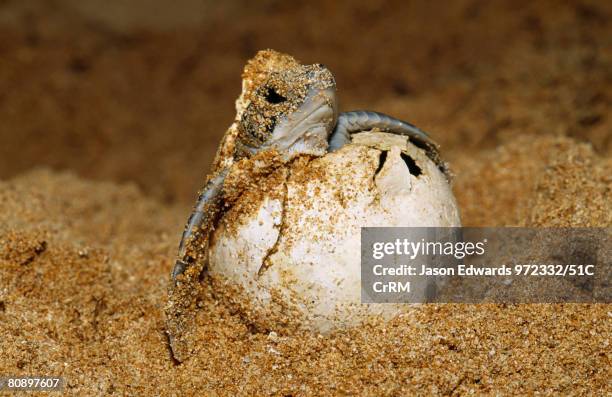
(264, 87), (287, 104)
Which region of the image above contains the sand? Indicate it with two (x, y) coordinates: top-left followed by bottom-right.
(1, 138), (609, 395)
(0, 0), (611, 395)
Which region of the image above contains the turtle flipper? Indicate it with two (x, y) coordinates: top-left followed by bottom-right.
(171, 169), (228, 282)
(328, 111), (446, 175)
(166, 168), (228, 362)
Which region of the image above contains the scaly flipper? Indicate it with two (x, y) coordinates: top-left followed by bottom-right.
(171, 169), (228, 282)
(329, 111), (446, 174)
(166, 168), (228, 361)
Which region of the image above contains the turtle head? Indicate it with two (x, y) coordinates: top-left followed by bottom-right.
(236, 53), (337, 161)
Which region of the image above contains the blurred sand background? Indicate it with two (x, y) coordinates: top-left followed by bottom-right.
(0, 0), (610, 395)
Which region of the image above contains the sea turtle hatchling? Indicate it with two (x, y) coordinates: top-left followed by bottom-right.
(166, 49), (446, 361)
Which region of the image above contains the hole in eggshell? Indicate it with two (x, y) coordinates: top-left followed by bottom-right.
(400, 152), (422, 177)
(374, 150), (388, 176)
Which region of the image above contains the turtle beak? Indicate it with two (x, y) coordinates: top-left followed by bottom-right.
(263, 85), (337, 161)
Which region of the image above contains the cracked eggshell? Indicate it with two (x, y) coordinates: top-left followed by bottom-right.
(208, 131), (461, 333)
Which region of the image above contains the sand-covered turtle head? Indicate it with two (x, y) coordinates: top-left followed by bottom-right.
(236, 50), (337, 161)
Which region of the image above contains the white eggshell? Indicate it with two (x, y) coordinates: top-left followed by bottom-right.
(208, 131), (461, 332)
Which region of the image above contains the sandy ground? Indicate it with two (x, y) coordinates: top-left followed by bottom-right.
(0, 0), (610, 395)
